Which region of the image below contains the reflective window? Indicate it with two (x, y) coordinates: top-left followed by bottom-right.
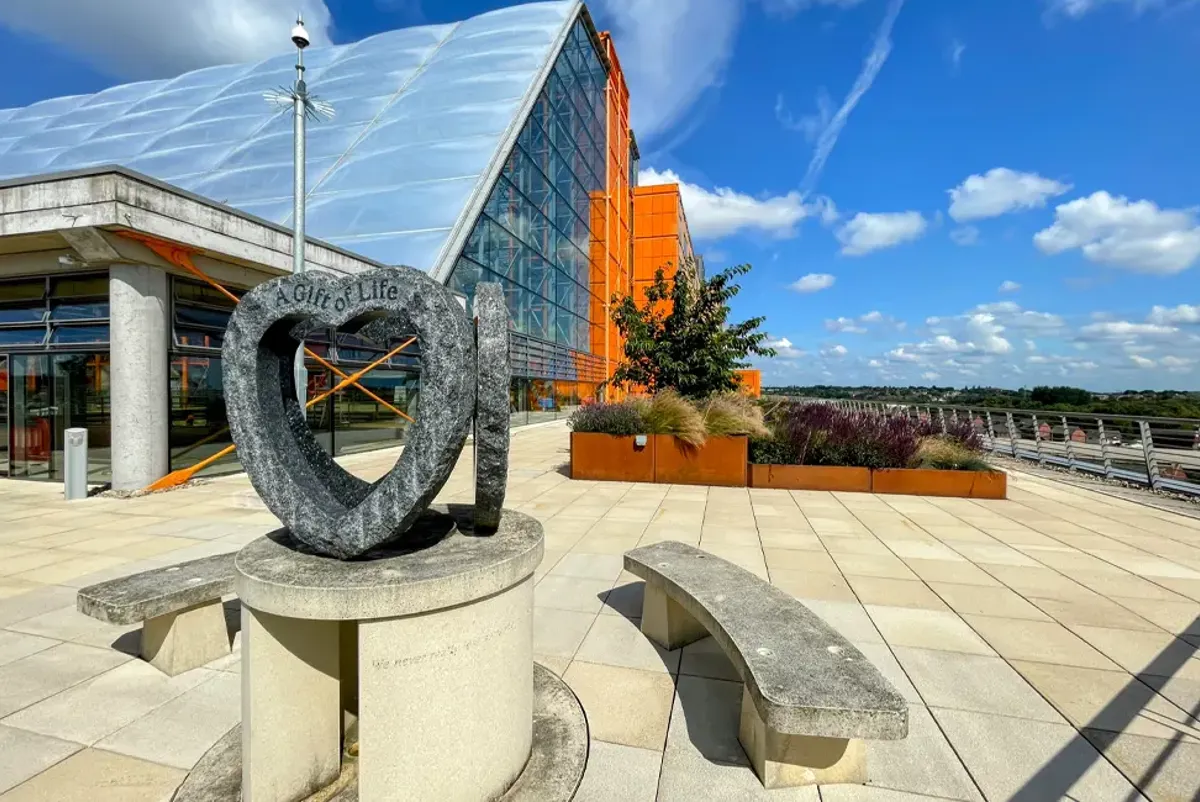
(449, 18), (605, 355)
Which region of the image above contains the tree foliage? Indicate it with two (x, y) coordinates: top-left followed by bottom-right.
(608, 259), (775, 398)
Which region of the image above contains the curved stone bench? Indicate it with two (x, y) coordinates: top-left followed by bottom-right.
(624, 540), (908, 788)
(77, 553), (236, 676)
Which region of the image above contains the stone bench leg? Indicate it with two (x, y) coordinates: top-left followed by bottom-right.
(738, 686), (866, 788)
(639, 582), (708, 651)
(142, 599), (230, 677)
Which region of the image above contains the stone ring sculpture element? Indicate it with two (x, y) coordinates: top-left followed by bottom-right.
(223, 266), (509, 559)
(472, 282), (510, 531)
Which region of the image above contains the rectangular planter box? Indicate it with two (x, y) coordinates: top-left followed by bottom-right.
(653, 435), (747, 487)
(748, 464), (872, 492)
(570, 432), (655, 483)
(871, 468), (1007, 499)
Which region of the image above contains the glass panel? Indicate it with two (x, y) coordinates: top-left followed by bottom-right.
(10, 355), (54, 479)
(332, 369), (418, 455)
(448, 19), (605, 359)
(0, 356), (7, 477)
(0, 328), (48, 346)
(54, 353), (111, 483)
(50, 302), (109, 321)
(509, 376), (529, 428)
(169, 354), (240, 477)
(50, 276), (108, 298)
(50, 325), (109, 344)
(0, 306), (46, 324)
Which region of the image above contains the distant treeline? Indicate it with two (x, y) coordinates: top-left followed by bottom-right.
(765, 385), (1200, 420)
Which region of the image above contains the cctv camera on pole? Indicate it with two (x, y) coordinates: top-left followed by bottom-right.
(265, 16), (333, 417)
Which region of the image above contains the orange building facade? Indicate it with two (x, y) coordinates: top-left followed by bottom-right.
(586, 31), (699, 397)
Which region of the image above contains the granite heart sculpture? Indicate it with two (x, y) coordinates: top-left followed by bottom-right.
(222, 266), (509, 559)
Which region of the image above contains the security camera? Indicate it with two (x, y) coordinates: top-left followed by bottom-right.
(291, 18), (311, 49)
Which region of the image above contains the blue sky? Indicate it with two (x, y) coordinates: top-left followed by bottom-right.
(2, 0), (1198, 392)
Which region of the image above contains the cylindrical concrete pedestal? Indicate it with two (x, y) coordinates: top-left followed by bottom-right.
(235, 508), (543, 802)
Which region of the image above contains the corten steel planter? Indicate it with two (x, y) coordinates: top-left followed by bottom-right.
(570, 432), (655, 482)
(653, 435), (748, 487)
(748, 464), (872, 492)
(870, 468), (1007, 499)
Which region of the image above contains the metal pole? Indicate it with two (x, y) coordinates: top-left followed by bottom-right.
(1005, 412), (1018, 457)
(292, 28), (309, 416)
(1140, 420), (1162, 491)
(1097, 417), (1114, 479)
(1032, 414), (1045, 465)
(938, 407), (948, 434)
(1062, 415), (1076, 471)
(985, 411), (996, 452)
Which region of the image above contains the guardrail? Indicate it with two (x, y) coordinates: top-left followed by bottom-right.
(814, 399), (1200, 498)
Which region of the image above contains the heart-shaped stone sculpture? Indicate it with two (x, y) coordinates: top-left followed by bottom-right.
(223, 266), (476, 559)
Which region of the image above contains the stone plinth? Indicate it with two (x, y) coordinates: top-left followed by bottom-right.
(235, 507), (543, 802)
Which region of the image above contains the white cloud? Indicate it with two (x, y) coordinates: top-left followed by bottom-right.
(1034, 191), (1200, 275)
(821, 344), (849, 358)
(0, 0), (333, 79)
(1130, 354), (1157, 368)
(597, 0), (741, 142)
(791, 273), (836, 293)
(1046, 0), (1177, 19)
(824, 310), (903, 333)
(1149, 304), (1200, 325)
(888, 346), (920, 362)
(760, 0), (869, 12)
(921, 371), (940, 381)
(836, 211), (927, 255)
(1161, 355), (1194, 372)
(972, 302), (1064, 331)
(868, 358), (883, 368)
(638, 168), (817, 240)
(1078, 321), (1179, 339)
(949, 226), (980, 246)
(801, 0), (905, 190)
(950, 39), (966, 69)
(767, 336), (806, 358)
(999, 280), (1021, 293)
(948, 168), (1071, 222)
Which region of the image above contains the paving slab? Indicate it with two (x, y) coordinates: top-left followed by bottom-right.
(573, 612), (681, 674)
(0, 643), (131, 719)
(572, 741), (662, 802)
(1011, 661), (1200, 743)
(0, 747), (186, 802)
(1081, 729), (1200, 802)
(963, 615), (1120, 670)
(866, 607), (995, 655)
(0, 725), (81, 795)
(931, 707), (1149, 802)
(864, 704), (982, 802)
(892, 648), (1064, 722)
(562, 661), (674, 751)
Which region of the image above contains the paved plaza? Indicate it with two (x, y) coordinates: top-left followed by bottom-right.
(0, 421), (1198, 801)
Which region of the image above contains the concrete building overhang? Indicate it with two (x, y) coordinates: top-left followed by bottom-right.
(0, 165), (387, 287)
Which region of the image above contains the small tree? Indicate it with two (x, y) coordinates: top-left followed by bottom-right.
(608, 258), (775, 398)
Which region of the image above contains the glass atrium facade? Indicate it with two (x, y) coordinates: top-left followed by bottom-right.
(0, 2), (620, 481)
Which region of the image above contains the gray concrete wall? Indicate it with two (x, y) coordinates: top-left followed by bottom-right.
(109, 264), (169, 490)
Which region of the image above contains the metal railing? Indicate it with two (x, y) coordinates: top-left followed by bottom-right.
(821, 399), (1200, 497)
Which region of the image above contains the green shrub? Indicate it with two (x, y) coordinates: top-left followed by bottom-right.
(911, 436), (993, 471)
(749, 435), (798, 465)
(701, 393), (771, 438)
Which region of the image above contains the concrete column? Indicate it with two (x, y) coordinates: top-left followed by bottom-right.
(109, 265), (169, 490)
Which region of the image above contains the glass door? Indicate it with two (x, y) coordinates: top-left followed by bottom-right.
(10, 354), (54, 479)
(0, 355), (8, 477)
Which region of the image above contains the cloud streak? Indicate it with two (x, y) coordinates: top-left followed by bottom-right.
(801, 0), (905, 191)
